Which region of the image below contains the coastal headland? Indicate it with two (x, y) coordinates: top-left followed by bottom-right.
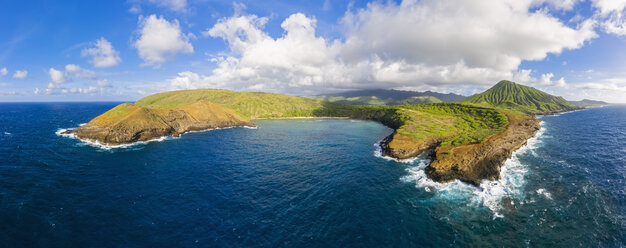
(70, 80), (582, 185)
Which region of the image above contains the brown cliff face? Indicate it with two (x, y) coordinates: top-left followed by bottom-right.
(417, 113), (539, 185)
(424, 112), (540, 186)
(380, 132), (442, 160)
(379, 112), (540, 186)
(72, 100), (254, 145)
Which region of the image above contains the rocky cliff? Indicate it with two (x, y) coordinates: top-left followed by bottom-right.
(67, 80), (572, 186)
(425, 112), (540, 185)
(72, 100), (254, 145)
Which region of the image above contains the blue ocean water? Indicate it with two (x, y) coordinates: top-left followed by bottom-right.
(0, 103), (624, 247)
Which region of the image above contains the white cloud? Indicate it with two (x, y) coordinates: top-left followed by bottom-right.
(170, 71), (202, 90)
(340, 0), (596, 72)
(591, 0), (626, 35)
(69, 86), (99, 94)
(512, 70), (567, 87)
(92, 79), (112, 88)
(129, 5), (141, 14)
(148, 0), (187, 12)
(173, 0), (595, 95)
(134, 15), (194, 67)
(0, 67), (7, 76)
(35, 78), (114, 96)
(65, 64), (96, 79)
(534, 0), (583, 11)
(12, 70), (28, 79)
(49, 68), (66, 83)
(81, 38), (122, 68)
(591, 0), (626, 15)
(578, 82), (626, 91)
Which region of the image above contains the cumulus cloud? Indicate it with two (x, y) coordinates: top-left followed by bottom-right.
(340, 0), (596, 72)
(512, 70), (567, 87)
(91, 79), (112, 88)
(12, 70), (28, 79)
(49, 68), (66, 83)
(35, 65), (113, 95)
(169, 0), (595, 95)
(81, 38), (122, 68)
(65, 64), (96, 79)
(134, 15), (194, 67)
(534, 0), (583, 11)
(591, 0), (626, 35)
(35, 78), (114, 95)
(0, 67), (7, 76)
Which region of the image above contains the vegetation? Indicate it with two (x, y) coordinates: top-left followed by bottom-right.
(135, 90), (508, 147)
(400, 103), (508, 146)
(92, 80), (576, 152)
(308, 89), (466, 105)
(136, 89), (328, 119)
(459, 80), (577, 114)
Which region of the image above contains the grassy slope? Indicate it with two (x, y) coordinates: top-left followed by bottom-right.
(459, 80), (576, 114)
(132, 89), (507, 147)
(84, 100), (251, 132)
(308, 96), (395, 105)
(135, 89), (329, 119)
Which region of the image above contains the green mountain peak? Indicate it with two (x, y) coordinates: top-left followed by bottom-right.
(459, 80), (577, 114)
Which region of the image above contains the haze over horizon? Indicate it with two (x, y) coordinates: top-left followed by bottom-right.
(1, 0), (625, 102)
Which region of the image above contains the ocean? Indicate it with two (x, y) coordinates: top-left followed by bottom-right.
(0, 102), (624, 247)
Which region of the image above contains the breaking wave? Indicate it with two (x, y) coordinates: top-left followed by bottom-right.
(384, 121), (547, 218)
(373, 139), (419, 164)
(56, 125), (257, 151)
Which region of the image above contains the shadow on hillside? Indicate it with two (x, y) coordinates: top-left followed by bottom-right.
(310, 101), (404, 130)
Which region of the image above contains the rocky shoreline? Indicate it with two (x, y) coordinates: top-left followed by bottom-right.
(71, 101), (254, 145)
(424, 113), (540, 185)
(71, 106), (540, 186)
(379, 109), (583, 186)
(380, 112), (540, 186)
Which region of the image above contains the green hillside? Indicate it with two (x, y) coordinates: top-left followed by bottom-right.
(401, 96), (442, 104)
(309, 96), (390, 105)
(135, 89), (329, 119)
(134, 88), (506, 146)
(459, 80), (577, 114)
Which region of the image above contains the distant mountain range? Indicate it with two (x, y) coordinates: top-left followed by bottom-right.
(569, 99), (608, 107)
(308, 89), (467, 105)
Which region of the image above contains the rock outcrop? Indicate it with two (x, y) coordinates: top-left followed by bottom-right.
(424, 112), (540, 185)
(380, 132), (442, 160)
(380, 112), (540, 186)
(66, 80), (567, 186)
(72, 100), (254, 145)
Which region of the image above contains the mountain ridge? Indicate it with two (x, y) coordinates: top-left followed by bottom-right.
(309, 89), (466, 105)
(569, 99), (608, 107)
(68, 80), (573, 185)
(459, 80), (579, 114)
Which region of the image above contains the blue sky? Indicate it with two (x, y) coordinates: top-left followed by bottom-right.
(0, 0), (625, 102)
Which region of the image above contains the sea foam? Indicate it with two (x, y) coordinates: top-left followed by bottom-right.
(373, 140), (420, 164)
(386, 121), (547, 218)
(56, 125), (257, 151)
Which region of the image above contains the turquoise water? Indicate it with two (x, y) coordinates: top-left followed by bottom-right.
(0, 103), (624, 247)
